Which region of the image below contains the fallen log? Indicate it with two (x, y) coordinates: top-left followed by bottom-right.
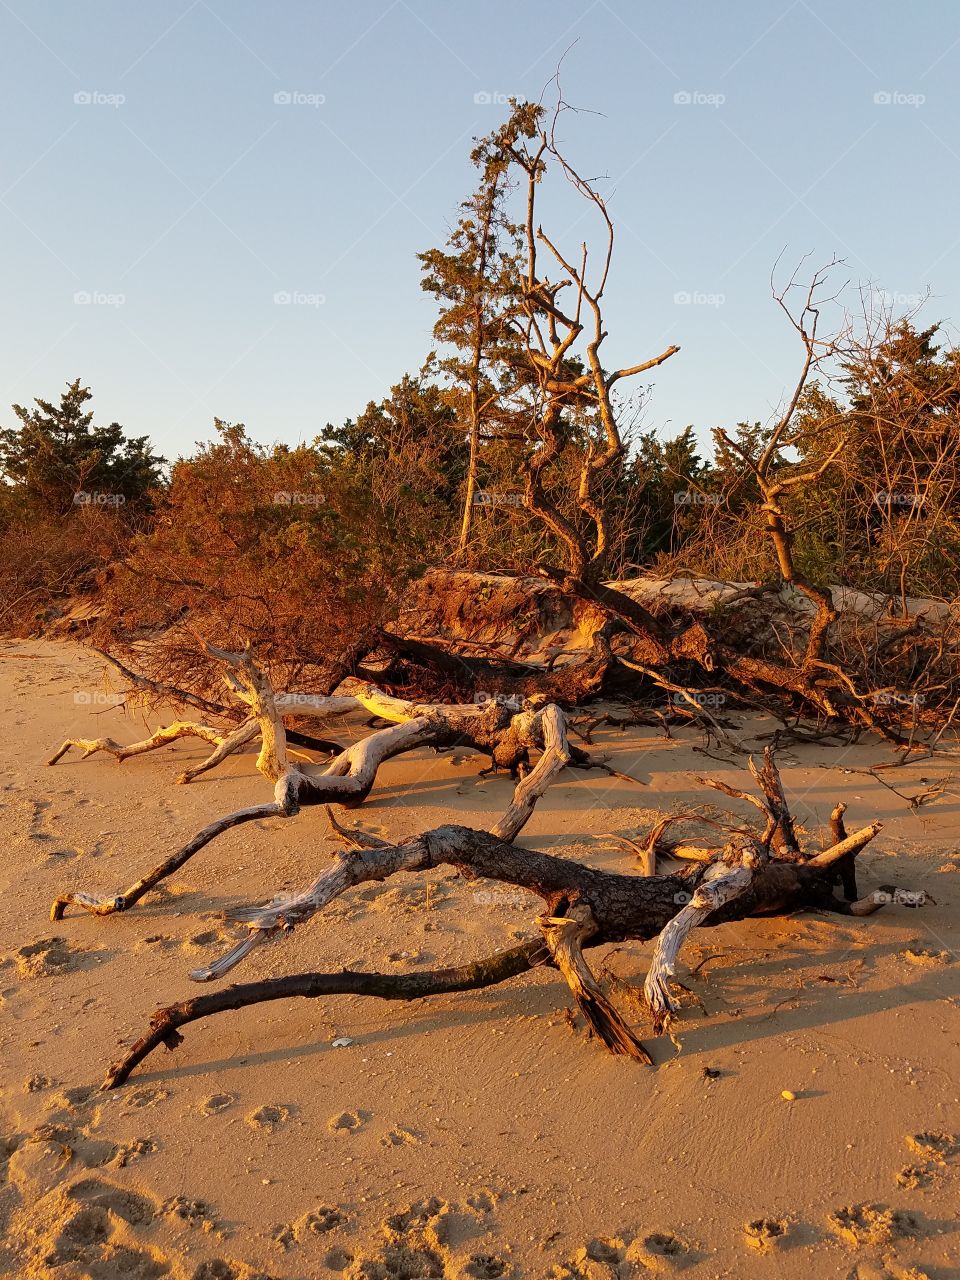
(50, 644), (616, 919)
(48, 644), (916, 1087)
(103, 808), (899, 1086)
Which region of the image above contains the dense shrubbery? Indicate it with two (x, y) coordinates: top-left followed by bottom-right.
(2, 315), (958, 651)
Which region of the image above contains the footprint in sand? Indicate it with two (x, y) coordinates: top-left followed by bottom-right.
(625, 1232), (691, 1272)
(907, 1131), (959, 1162)
(186, 928), (228, 951)
(328, 1110), (367, 1134)
(68, 1176), (157, 1226)
(135, 934), (179, 954)
(380, 1126), (421, 1148)
(163, 1195), (218, 1229)
(897, 1164), (936, 1189)
(743, 1217), (788, 1252)
(246, 1104), (290, 1131)
(200, 1092), (237, 1116)
(353, 1197), (450, 1279)
(462, 1254), (510, 1278)
(25, 1074), (57, 1093)
(13, 936), (75, 978)
(901, 947), (951, 966)
(189, 1262), (244, 1280)
(465, 1190), (498, 1215)
(60, 1084), (96, 1108)
(827, 1204), (919, 1248)
(897, 1131), (960, 1188)
(294, 1205), (348, 1239)
(124, 1086), (171, 1110)
(26, 1177), (171, 1280)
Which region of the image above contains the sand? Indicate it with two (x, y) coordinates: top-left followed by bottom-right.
(1, 638), (958, 1279)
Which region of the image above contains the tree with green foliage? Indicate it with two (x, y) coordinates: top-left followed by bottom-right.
(418, 123), (526, 555)
(788, 320), (960, 600)
(320, 374), (465, 558)
(0, 379), (164, 515)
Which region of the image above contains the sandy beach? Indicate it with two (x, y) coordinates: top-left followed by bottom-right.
(1, 639), (958, 1279)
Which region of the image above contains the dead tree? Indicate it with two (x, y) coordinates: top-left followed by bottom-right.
(102, 756), (896, 1087)
(45, 647), (910, 1086)
(49, 642), (629, 920)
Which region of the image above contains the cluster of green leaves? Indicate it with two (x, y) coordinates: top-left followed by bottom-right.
(0, 379), (163, 514)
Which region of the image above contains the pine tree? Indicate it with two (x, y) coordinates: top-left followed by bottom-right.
(0, 379), (164, 514)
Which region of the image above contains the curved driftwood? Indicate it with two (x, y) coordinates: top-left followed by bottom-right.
(50, 646), (614, 920)
(103, 805), (899, 1086)
(51, 644), (915, 1087)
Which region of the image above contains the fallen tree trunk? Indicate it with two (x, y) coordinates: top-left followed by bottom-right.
(103, 808), (898, 1086)
(50, 644), (622, 919)
(48, 643), (918, 1087)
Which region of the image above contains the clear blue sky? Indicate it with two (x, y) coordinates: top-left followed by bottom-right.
(2, 1), (958, 460)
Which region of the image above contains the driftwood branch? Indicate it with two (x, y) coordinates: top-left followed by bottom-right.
(50, 646), (915, 1088)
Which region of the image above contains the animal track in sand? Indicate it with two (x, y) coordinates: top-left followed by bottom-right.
(190, 1262), (241, 1280)
(271, 1208), (349, 1251)
(135, 933), (179, 954)
(827, 1204), (920, 1248)
(200, 1092), (237, 1115)
(551, 1230), (698, 1279)
(897, 1131), (959, 1189)
(186, 928), (228, 950)
(124, 1086), (171, 1110)
(381, 1126), (422, 1147)
(328, 1110), (367, 1134)
(11, 1174), (171, 1279)
(897, 1164), (936, 1189)
(900, 947), (951, 966)
(906, 1131), (959, 1162)
(16, 1105), (157, 1185)
(743, 1217), (788, 1252)
(190, 1262), (280, 1280)
(12, 935), (76, 977)
(462, 1253), (509, 1278)
(246, 1104), (290, 1130)
(163, 1194), (218, 1229)
(25, 1073), (57, 1092)
(68, 1176), (157, 1226)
